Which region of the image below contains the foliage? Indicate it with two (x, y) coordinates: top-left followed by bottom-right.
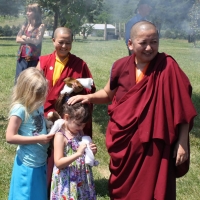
(163, 29), (188, 39)
(0, 0), (24, 17)
(35, 0), (103, 35)
(188, 0), (200, 46)
(0, 26), (3, 36)
(81, 24), (95, 39)
(0, 25), (20, 37)
(93, 0), (195, 40)
(3, 25), (12, 36)
(94, 0), (136, 24)
(148, 0), (194, 33)
(11, 25), (20, 36)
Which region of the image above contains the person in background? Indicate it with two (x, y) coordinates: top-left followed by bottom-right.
(6, 68), (54, 200)
(68, 21), (197, 200)
(125, 0), (152, 55)
(50, 102), (97, 200)
(15, 3), (45, 81)
(36, 27), (96, 197)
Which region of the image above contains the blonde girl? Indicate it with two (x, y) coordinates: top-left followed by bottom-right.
(6, 67), (54, 200)
(15, 3), (45, 81)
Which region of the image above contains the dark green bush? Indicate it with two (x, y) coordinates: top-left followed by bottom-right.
(11, 25), (20, 36)
(3, 25), (12, 36)
(0, 26), (3, 36)
(164, 29), (176, 39)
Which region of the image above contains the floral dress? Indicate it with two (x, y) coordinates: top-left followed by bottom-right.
(50, 131), (96, 200)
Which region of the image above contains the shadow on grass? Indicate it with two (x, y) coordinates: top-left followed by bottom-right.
(0, 114), (7, 128)
(0, 37), (15, 41)
(93, 104), (109, 135)
(95, 177), (109, 197)
(0, 54), (16, 57)
(0, 44), (18, 47)
(191, 92), (200, 138)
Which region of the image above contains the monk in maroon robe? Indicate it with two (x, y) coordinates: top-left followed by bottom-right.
(68, 21), (197, 200)
(36, 27), (96, 197)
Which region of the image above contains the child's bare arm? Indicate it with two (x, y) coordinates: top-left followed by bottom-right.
(6, 116), (54, 144)
(54, 133), (86, 169)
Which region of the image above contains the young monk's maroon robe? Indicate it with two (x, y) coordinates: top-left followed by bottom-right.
(40, 51), (95, 115)
(106, 53), (197, 200)
(39, 51), (95, 196)
(39, 51), (95, 137)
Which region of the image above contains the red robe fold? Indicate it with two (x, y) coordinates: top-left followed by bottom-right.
(106, 53), (197, 200)
(40, 51), (96, 115)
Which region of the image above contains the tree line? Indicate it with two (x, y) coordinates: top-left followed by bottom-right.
(0, 0), (200, 43)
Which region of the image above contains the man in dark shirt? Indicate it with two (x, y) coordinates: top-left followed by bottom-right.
(125, 0), (152, 55)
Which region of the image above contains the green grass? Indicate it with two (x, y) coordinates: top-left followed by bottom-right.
(0, 16), (24, 27)
(0, 36), (200, 200)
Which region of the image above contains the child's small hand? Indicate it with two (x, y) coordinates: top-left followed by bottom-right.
(77, 143), (87, 156)
(38, 134), (55, 144)
(89, 143), (97, 155)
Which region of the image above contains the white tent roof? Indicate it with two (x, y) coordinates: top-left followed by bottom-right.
(83, 23), (115, 30)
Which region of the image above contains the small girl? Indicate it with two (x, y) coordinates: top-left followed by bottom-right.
(6, 67), (55, 200)
(15, 3), (45, 81)
(50, 102), (97, 200)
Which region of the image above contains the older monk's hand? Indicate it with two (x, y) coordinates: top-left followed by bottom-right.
(173, 141), (188, 166)
(67, 94), (91, 105)
(173, 123), (189, 166)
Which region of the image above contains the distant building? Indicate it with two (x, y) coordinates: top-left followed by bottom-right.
(44, 30), (53, 37)
(82, 23), (117, 39)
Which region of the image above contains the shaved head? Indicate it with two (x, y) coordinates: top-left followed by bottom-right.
(54, 27), (73, 40)
(128, 20), (159, 65)
(130, 21), (158, 40)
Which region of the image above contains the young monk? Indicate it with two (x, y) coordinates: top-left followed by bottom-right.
(36, 27), (95, 197)
(68, 21), (197, 200)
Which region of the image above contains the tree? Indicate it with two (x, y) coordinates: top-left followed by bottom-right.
(3, 25), (12, 36)
(149, 0), (194, 34)
(36, 0), (103, 37)
(94, 0), (195, 39)
(188, 0), (200, 46)
(94, 0), (136, 40)
(0, 0), (24, 16)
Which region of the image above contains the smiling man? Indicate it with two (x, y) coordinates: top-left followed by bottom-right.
(36, 27), (96, 197)
(125, 0), (153, 55)
(67, 21), (197, 200)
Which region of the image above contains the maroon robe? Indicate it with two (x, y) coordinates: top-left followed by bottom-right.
(40, 51), (95, 137)
(106, 53), (197, 200)
(40, 51), (95, 115)
(39, 51), (96, 196)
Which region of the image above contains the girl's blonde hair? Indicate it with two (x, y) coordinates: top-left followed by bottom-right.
(10, 67), (48, 118)
(27, 3), (42, 27)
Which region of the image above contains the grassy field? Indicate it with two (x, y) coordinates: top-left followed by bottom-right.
(0, 16), (24, 27)
(0, 36), (199, 200)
